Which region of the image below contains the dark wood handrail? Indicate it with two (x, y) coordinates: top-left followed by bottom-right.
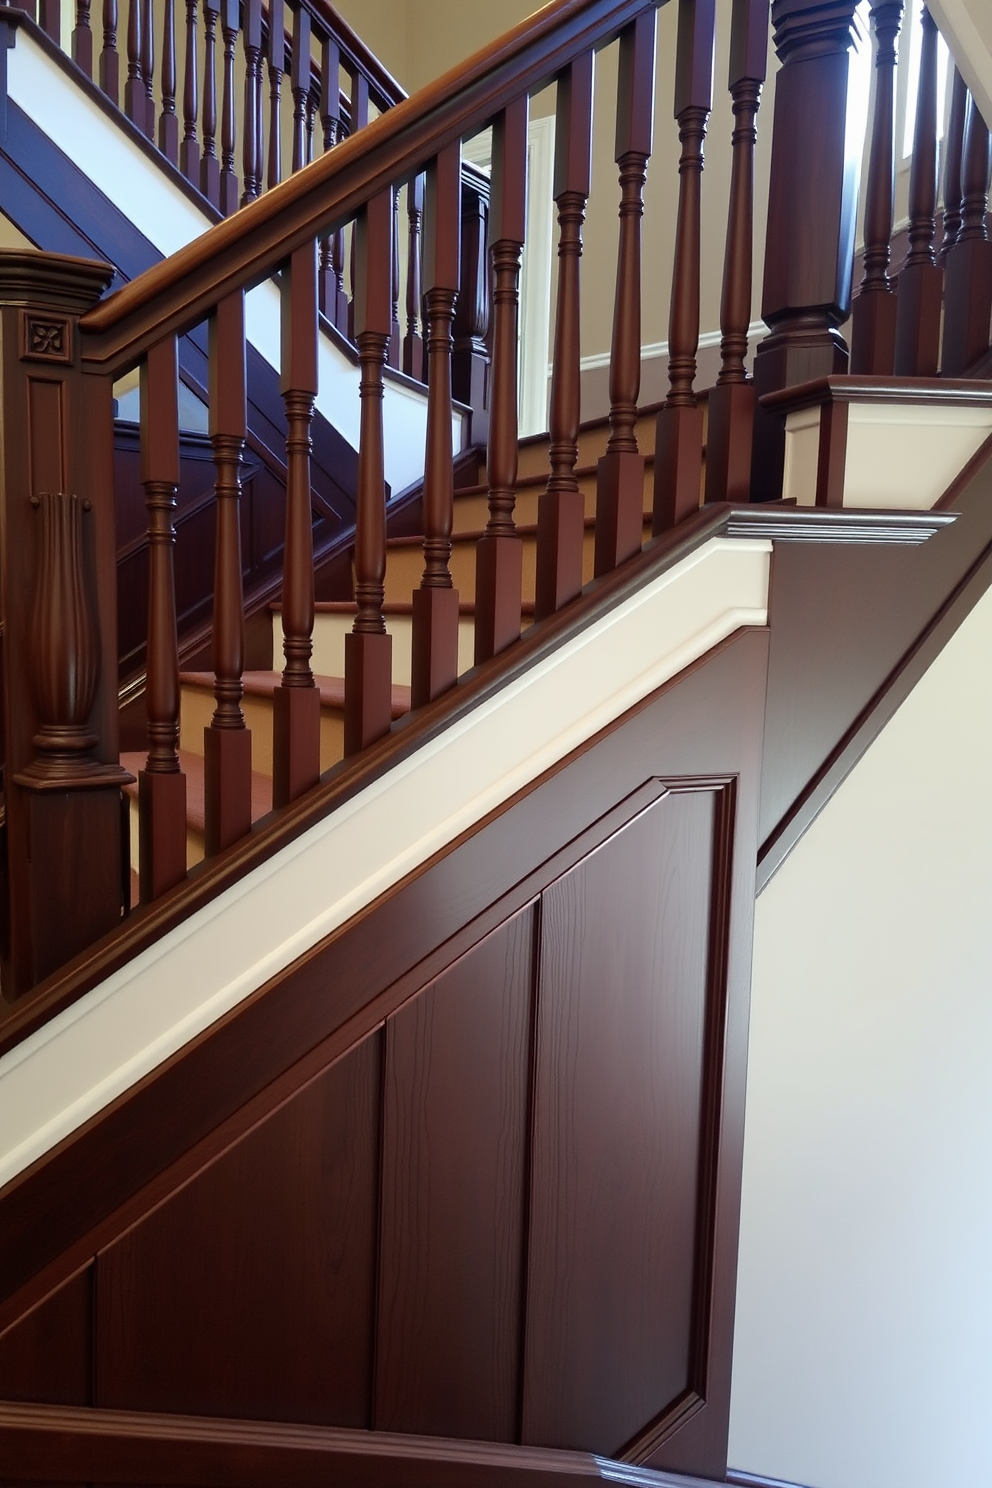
(305, 0), (405, 114)
(79, 0), (664, 372)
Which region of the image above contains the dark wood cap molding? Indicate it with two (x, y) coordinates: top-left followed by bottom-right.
(761, 373), (992, 416)
(0, 249), (115, 313)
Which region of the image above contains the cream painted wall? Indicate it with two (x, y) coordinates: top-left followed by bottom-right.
(730, 581), (992, 1488)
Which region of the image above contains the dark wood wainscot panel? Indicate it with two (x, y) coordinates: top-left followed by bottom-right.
(0, 627), (768, 1482)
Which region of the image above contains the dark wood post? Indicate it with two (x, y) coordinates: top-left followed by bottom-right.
(942, 94), (992, 374)
(218, 0), (239, 215)
(850, 0), (902, 375)
(317, 35), (341, 316)
(345, 189), (393, 755)
(893, 4), (942, 375)
(266, 0), (285, 190)
(452, 163), (491, 446)
(403, 173), (425, 381)
(73, 0), (94, 79)
(0, 251), (131, 997)
(653, 0), (715, 533)
(138, 335), (187, 902)
(158, 0), (179, 164)
(940, 68), (968, 262)
(596, 11), (656, 574)
(179, 0), (199, 181)
(141, 0), (155, 138)
(37, 0), (59, 44)
(200, 0), (220, 207)
(273, 239), (321, 807)
(411, 144), (461, 708)
(704, 0), (767, 504)
(475, 98), (527, 664)
(205, 291), (251, 854)
(750, 0), (860, 501)
(99, 0), (119, 107)
(124, 0), (145, 130)
(291, 4), (311, 174)
(388, 187), (402, 368)
(536, 50), (594, 620)
(345, 69), (371, 341)
(240, 0), (262, 204)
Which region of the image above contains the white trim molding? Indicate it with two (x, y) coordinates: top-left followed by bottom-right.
(572, 320), (767, 376)
(0, 538), (770, 1191)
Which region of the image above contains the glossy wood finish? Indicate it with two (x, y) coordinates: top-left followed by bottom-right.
(403, 174), (425, 381)
(894, 5), (942, 376)
(273, 238), (320, 807)
(850, 0), (902, 375)
(452, 165), (492, 444)
(654, 0), (714, 532)
(240, 0), (262, 205)
(536, 52), (594, 620)
(0, 252), (129, 999)
(0, 621), (770, 1482)
(204, 289), (252, 854)
(704, 0), (767, 503)
(99, 0), (119, 104)
(475, 99), (527, 663)
(595, 11), (655, 575)
(137, 333), (187, 901)
(940, 68), (968, 261)
(200, 0), (220, 206)
(0, 1268), (92, 1405)
(218, 0), (239, 214)
(158, 0), (178, 163)
(345, 189), (393, 755)
(411, 144), (461, 709)
(178, 0), (198, 180)
(942, 93), (992, 375)
(375, 910), (534, 1439)
(750, 0), (859, 500)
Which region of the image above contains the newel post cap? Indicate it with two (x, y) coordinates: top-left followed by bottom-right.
(0, 249), (115, 316)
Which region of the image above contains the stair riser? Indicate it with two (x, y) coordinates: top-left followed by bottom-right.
(512, 412), (661, 480)
(451, 466), (655, 534)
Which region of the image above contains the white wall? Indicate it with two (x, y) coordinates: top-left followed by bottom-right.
(729, 583), (992, 1488)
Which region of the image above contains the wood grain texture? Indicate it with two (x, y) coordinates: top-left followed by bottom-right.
(95, 1032), (382, 1426)
(523, 789), (718, 1456)
(375, 907), (536, 1440)
(0, 1269), (92, 1406)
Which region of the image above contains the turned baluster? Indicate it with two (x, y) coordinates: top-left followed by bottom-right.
(940, 68), (968, 261)
(411, 144), (461, 707)
(200, 0), (220, 206)
(205, 292), (251, 854)
(705, 0), (767, 502)
(942, 94), (992, 373)
(266, 0), (285, 189)
(850, 0), (902, 375)
(218, 0), (239, 215)
(345, 189), (394, 755)
(241, 0), (262, 203)
(273, 239), (320, 806)
(475, 98), (527, 664)
(99, 0), (119, 105)
(142, 0), (155, 138)
(654, 0), (715, 533)
(318, 36), (346, 323)
(306, 90), (317, 165)
(159, 0), (178, 164)
(73, 0), (94, 79)
(536, 52), (593, 620)
(894, 5), (942, 374)
(138, 336), (187, 902)
(38, 0), (60, 43)
(403, 174), (425, 380)
(387, 188), (402, 368)
(290, 5), (311, 173)
(452, 169), (491, 445)
(179, 0), (198, 182)
(124, 0), (144, 130)
(596, 11), (656, 576)
(346, 71), (370, 340)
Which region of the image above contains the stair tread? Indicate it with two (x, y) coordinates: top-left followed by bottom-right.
(278, 600), (537, 618)
(179, 669), (412, 717)
(121, 749), (273, 834)
(385, 510), (653, 550)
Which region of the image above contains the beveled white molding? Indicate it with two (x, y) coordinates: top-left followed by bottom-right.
(0, 537), (770, 1190)
(783, 399), (992, 509)
(7, 30), (455, 493)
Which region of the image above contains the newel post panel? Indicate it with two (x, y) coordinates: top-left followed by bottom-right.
(0, 251), (131, 999)
(751, 0), (861, 499)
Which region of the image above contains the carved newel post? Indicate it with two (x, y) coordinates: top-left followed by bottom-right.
(751, 0), (862, 500)
(0, 251), (132, 998)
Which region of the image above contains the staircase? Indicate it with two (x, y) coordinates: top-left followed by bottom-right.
(0, 0), (991, 1485)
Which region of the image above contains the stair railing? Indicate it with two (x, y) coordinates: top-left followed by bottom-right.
(0, 0), (784, 1000)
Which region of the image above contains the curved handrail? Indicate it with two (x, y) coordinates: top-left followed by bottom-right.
(79, 0), (663, 372)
